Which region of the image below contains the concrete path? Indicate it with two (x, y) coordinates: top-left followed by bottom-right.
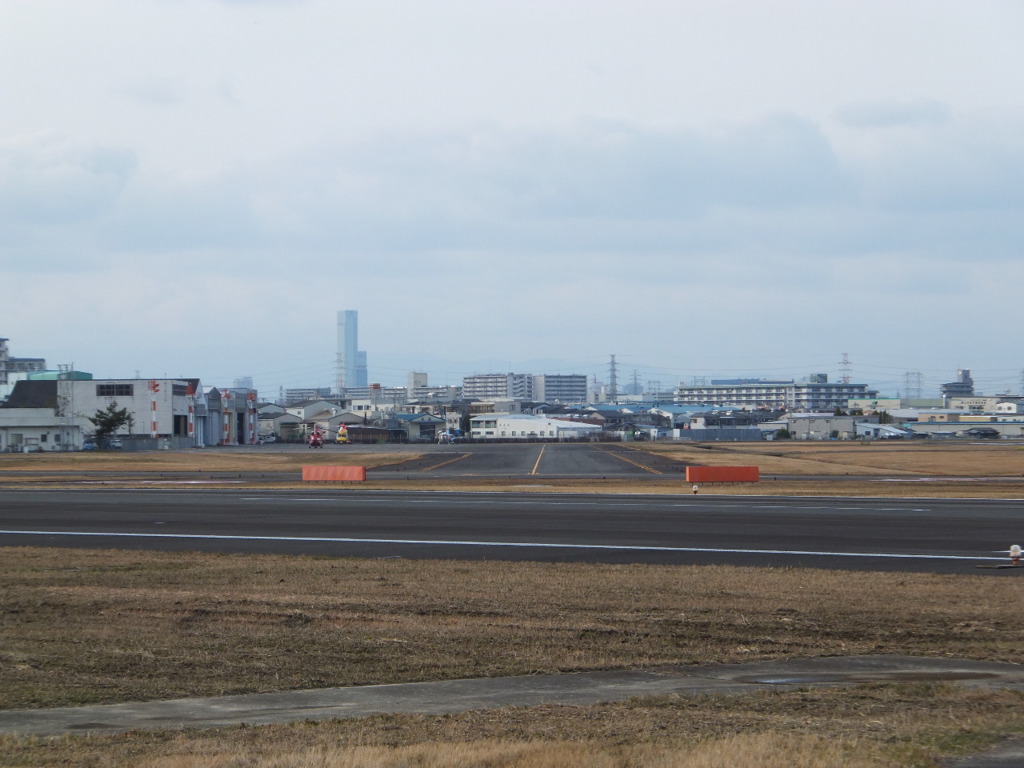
(2, 655), (1024, 740)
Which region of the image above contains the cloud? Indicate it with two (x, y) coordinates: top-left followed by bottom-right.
(113, 78), (184, 106)
(5, 109), (1023, 283)
(836, 99), (950, 128)
(0, 136), (136, 224)
(0, 136), (137, 268)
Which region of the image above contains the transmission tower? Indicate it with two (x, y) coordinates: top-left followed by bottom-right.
(838, 353), (852, 384)
(608, 355), (618, 402)
(903, 371), (923, 399)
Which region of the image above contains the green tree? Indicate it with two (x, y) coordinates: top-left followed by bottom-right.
(88, 401), (132, 446)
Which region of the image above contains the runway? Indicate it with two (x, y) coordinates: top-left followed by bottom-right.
(0, 488), (1020, 573)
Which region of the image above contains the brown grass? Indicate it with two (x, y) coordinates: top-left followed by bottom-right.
(3, 548), (1024, 711)
(0, 449), (419, 473)
(3, 547), (1024, 765)
(0, 730), (909, 768)
(3, 680), (1023, 766)
(633, 440), (1024, 477)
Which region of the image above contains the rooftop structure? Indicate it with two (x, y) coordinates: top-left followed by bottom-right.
(941, 369), (975, 402)
(0, 338), (46, 386)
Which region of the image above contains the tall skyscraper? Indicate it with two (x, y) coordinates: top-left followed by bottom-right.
(336, 310), (368, 392)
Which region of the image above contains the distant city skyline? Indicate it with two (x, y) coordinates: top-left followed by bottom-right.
(3, 325), (1020, 402)
(3, 329), (1020, 403)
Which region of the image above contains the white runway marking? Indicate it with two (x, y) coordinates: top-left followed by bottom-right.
(0, 529), (998, 562)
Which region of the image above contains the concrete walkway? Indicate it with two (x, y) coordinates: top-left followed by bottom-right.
(2, 655), (1024, 741)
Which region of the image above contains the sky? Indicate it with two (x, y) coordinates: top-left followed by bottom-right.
(2, 0), (1023, 399)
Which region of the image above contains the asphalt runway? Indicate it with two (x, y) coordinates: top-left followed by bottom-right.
(1, 488), (1021, 573)
(366, 442), (685, 478)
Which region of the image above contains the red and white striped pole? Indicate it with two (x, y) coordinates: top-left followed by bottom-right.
(222, 391), (231, 445)
(187, 383), (195, 442)
(148, 380), (160, 438)
(247, 392), (256, 445)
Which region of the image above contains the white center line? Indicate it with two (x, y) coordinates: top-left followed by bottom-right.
(0, 529), (997, 562)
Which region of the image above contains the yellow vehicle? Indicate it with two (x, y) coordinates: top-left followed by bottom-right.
(336, 425), (349, 444)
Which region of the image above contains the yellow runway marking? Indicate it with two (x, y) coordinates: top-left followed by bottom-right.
(419, 453), (472, 472)
(530, 445), (546, 475)
(597, 447), (663, 475)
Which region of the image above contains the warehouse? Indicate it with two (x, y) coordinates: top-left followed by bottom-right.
(469, 414), (602, 441)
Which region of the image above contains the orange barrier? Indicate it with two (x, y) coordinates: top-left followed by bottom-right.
(302, 465), (367, 482)
(685, 466), (759, 483)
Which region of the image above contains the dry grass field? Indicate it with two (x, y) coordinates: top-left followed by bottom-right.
(3, 548), (1024, 766)
(636, 440), (1024, 477)
(2, 441), (1024, 765)
(0, 440), (1022, 497)
(0, 447), (415, 475)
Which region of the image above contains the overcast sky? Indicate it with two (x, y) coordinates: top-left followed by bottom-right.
(3, 0), (1023, 398)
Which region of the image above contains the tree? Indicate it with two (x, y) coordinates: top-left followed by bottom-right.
(88, 401), (132, 446)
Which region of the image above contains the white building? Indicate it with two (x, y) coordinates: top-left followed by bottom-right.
(469, 413), (602, 441)
(0, 406), (81, 452)
(0, 377), (259, 450)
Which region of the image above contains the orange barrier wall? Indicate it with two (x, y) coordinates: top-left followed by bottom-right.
(686, 466), (759, 483)
(302, 465), (367, 482)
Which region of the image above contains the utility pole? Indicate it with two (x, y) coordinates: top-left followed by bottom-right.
(58, 363), (74, 451)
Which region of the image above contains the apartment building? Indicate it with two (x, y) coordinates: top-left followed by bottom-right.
(533, 374), (588, 404)
(462, 373), (534, 400)
(674, 375), (877, 411)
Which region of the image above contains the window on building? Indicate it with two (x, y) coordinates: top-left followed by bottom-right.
(97, 384), (133, 397)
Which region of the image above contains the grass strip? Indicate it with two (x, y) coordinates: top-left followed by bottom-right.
(3, 548), (1024, 710)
